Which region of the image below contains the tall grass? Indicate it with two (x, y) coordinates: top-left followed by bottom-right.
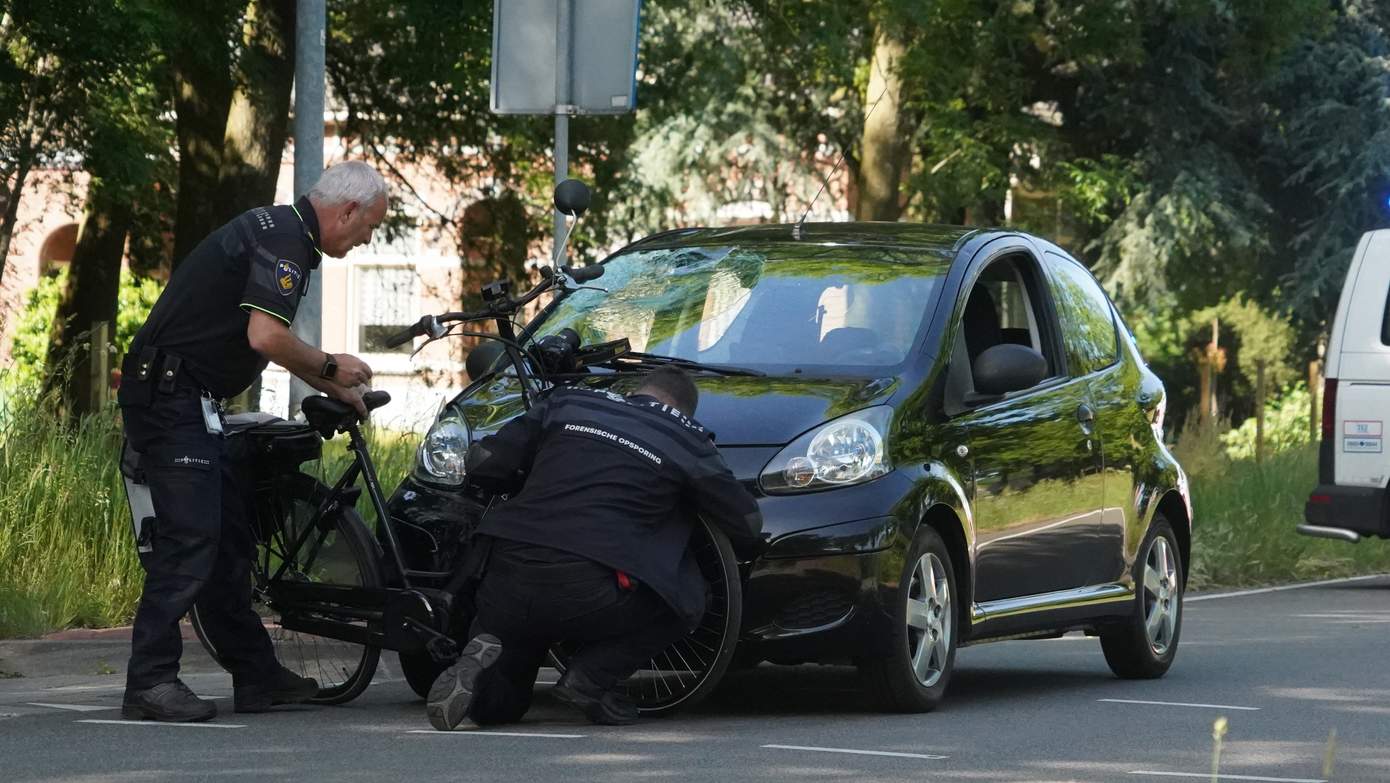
(1179, 421), (1390, 589)
(0, 379), (417, 638)
(0, 388), (140, 638)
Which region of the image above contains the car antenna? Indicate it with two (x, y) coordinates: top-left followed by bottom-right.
(795, 76), (894, 239)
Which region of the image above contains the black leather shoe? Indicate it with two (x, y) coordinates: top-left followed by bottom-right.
(426, 634), (503, 731)
(122, 680), (217, 723)
(552, 668), (638, 726)
(233, 665), (320, 713)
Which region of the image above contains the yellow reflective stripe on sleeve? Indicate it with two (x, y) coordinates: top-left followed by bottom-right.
(240, 302), (291, 326)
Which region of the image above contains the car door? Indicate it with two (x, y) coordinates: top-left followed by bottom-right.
(949, 249), (1106, 603)
(1043, 251), (1134, 585)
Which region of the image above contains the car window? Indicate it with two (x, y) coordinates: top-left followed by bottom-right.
(963, 256), (1056, 363)
(535, 244), (950, 374)
(1045, 253), (1118, 376)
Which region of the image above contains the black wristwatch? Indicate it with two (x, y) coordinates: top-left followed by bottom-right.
(320, 353), (338, 380)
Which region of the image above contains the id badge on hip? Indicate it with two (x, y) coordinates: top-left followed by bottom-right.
(200, 392), (224, 435)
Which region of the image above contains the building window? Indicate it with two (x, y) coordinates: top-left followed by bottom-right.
(358, 266), (416, 354)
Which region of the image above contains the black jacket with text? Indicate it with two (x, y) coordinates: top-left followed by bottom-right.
(466, 387), (764, 628)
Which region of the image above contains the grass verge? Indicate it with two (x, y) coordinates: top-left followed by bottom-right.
(1187, 443), (1390, 590)
(0, 381), (416, 638)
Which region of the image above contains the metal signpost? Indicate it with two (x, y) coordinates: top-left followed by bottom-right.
(491, 0), (641, 252)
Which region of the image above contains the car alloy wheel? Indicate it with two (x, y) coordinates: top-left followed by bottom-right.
(1141, 535), (1179, 656)
(1100, 515), (1183, 679)
(859, 525), (958, 712)
(906, 551), (953, 688)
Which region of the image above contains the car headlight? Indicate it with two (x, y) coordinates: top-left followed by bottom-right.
(415, 415), (469, 486)
(760, 406), (893, 494)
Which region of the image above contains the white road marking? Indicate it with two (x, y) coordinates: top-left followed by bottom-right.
(406, 729), (586, 738)
(26, 703), (115, 712)
(1099, 698), (1260, 711)
(1130, 771), (1325, 782)
(1189, 574), (1387, 602)
(761, 744), (948, 760)
(46, 684), (125, 693)
(77, 719), (244, 729)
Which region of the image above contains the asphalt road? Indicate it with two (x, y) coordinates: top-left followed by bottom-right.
(2, 576), (1387, 783)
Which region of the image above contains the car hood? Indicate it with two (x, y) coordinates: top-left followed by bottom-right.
(453, 374), (900, 446)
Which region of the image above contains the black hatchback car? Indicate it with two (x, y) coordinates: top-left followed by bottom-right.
(385, 223), (1191, 714)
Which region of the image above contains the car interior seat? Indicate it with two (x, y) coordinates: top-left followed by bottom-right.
(963, 285), (1003, 366)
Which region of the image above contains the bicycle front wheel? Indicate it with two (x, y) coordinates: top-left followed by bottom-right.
(549, 516), (743, 715)
(191, 472), (383, 704)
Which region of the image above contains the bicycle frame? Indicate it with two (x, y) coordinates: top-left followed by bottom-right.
(259, 417), (462, 658)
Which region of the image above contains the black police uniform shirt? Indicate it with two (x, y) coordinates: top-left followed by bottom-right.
(466, 387), (765, 629)
(122, 197), (322, 400)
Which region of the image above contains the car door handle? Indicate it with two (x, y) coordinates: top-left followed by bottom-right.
(1076, 404), (1096, 437)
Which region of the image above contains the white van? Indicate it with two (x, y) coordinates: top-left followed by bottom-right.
(1302, 229), (1390, 542)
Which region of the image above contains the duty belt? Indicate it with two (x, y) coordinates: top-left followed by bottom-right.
(132, 346), (208, 396)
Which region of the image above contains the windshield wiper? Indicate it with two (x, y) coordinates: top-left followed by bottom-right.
(599, 351), (765, 377)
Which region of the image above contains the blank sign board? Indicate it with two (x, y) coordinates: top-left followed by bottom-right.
(491, 0), (641, 115)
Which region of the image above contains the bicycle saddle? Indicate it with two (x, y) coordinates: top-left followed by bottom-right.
(302, 391), (392, 437)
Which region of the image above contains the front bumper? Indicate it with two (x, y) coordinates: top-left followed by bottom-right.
(1303, 484), (1386, 539)
(384, 471), (913, 662)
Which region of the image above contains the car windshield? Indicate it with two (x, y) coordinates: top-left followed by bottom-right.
(534, 243), (949, 375)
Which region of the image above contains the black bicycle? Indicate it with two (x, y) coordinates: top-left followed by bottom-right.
(189, 181), (743, 713)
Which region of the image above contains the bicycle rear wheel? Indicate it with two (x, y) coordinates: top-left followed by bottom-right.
(191, 472), (383, 704)
(549, 517), (742, 715)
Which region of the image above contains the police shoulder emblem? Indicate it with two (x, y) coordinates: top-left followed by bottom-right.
(276, 260), (302, 297)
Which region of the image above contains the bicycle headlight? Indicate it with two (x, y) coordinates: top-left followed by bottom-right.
(760, 406), (893, 494)
(415, 415), (469, 486)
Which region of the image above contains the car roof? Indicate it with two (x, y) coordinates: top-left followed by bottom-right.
(623, 222), (984, 259)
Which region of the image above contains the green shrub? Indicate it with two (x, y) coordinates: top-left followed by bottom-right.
(4, 269), (162, 391)
(1221, 384), (1314, 461)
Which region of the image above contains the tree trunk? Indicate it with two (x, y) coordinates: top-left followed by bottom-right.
(0, 89), (44, 288)
(854, 26), (911, 222)
(47, 176), (133, 414)
(0, 153), (34, 288)
(170, 27), (235, 268)
(216, 0), (296, 225)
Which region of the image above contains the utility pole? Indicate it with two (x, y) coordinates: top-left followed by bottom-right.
(289, 0), (326, 417)
(553, 0), (574, 261)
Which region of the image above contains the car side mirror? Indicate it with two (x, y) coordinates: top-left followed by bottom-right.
(466, 341), (505, 380)
(972, 344), (1048, 397)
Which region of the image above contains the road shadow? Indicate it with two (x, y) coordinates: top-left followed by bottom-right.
(678, 657), (1117, 718)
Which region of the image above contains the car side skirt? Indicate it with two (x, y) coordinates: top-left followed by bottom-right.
(968, 582), (1133, 641)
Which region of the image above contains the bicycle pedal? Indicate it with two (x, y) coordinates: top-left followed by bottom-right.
(426, 636), (460, 663)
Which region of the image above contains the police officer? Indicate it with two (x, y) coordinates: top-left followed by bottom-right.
(426, 366), (765, 730)
(118, 161), (388, 722)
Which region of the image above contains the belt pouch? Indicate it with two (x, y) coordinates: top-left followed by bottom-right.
(157, 355), (182, 394)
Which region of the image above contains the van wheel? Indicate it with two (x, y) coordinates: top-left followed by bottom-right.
(858, 526), (958, 712)
(1100, 516), (1183, 679)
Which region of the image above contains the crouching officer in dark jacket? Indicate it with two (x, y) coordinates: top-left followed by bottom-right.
(117, 161), (389, 722)
(426, 367), (764, 730)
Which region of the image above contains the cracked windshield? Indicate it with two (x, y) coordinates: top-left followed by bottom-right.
(537, 245), (949, 374)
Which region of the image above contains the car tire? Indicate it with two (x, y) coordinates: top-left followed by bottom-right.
(1100, 515), (1183, 679)
(859, 525), (958, 713)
